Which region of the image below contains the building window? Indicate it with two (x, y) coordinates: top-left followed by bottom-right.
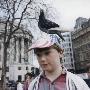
(6, 67), (9, 72)
(71, 58), (73, 62)
(18, 75), (22, 81)
(67, 35), (69, 37)
(69, 43), (71, 46)
(71, 64), (73, 67)
(70, 48), (72, 51)
(64, 59), (65, 62)
(70, 53), (72, 57)
(18, 67), (21, 70)
(26, 66), (28, 70)
(68, 38), (70, 41)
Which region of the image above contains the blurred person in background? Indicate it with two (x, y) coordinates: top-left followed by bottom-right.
(23, 73), (33, 90)
(17, 78), (23, 90)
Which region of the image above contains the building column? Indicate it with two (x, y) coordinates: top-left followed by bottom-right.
(21, 38), (24, 64)
(9, 38), (15, 64)
(28, 41), (33, 65)
(16, 39), (19, 63)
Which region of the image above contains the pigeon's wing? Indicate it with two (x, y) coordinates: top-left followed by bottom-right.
(44, 19), (59, 29)
(49, 30), (65, 41)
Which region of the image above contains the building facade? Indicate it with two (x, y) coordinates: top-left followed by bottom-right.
(61, 32), (75, 71)
(0, 24), (35, 81)
(72, 18), (90, 73)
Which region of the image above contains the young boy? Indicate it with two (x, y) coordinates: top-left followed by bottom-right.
(28, 37), (90, 90)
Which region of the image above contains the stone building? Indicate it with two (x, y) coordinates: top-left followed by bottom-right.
(0, 23), (35, 81)
(72, 17), (90, 73)
(74, 17), (88, 30)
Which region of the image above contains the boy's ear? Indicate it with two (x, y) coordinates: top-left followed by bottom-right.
(60, 49), (64, 54)
(59, 51), (63, 58)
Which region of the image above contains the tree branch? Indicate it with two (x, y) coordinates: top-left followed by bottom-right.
(6, 0), (32, 44)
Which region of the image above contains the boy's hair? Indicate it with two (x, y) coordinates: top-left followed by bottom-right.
(34, 43), (64, 54)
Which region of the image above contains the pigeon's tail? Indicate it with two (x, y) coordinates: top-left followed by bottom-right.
(49, 22), (59, 29)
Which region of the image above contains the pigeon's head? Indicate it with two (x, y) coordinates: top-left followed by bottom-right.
(40, 9), (44, 16)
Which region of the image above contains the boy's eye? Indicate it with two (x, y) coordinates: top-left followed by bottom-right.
(44, 51), (50, 55)
(36, 53), (41, 57)
(36, 51), (51, 57)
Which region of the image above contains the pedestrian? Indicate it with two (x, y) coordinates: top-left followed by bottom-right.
(23, 73), (32, 90)
(28, 37), (90, 90)
(17, 79), (23, 90)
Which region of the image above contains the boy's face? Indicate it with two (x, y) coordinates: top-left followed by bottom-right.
(35, 48), (63, 72)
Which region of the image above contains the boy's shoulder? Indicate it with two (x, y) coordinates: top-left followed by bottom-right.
(67, 71), (90, 89)
(67, 71), (85, 81)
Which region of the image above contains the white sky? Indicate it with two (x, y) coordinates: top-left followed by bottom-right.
(51, 0), (90, 30)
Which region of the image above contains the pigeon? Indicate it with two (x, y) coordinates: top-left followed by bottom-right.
(38, 9), (64, 41)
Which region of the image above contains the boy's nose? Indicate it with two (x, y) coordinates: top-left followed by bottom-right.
(40, 55), (46, 61)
